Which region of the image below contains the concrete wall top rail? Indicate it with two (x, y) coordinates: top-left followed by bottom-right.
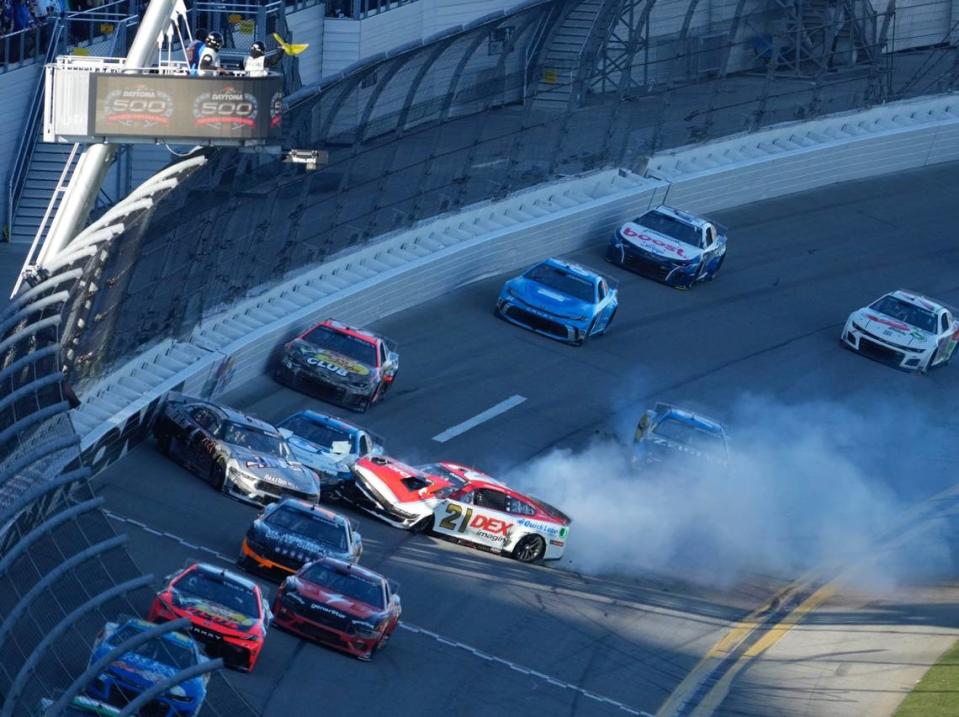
(70, 92), (959, 463)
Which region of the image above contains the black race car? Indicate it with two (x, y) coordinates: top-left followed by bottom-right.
(274, 319), (398, 412)
(152, 393), (320, 506)
(239, 497), (363, 579)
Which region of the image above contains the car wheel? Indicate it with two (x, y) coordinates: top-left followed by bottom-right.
(210, 457), (227, 491)
(513, 534), (546, 563)
(574, 319), (597, 347)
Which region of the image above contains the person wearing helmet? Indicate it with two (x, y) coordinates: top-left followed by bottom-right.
(197, 31), (224, 76)
(244, 39), (283, 77)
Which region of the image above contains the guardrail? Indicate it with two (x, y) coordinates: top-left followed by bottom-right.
(62, 92), (959, 475)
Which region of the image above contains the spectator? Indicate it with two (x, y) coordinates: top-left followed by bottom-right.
(186, 26), (207, 68)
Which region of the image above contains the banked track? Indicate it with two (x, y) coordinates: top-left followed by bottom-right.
(89, 161), (959, 716)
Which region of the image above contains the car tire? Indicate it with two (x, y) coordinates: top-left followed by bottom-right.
(513, 534), (546, 563)
(211, 457), (227, 491)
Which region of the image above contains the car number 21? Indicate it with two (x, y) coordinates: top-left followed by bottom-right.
(439, 504), (472, 533)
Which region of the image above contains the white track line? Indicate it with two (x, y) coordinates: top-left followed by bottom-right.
(106, 508), (651, 716)
(432, 395), (526, 443)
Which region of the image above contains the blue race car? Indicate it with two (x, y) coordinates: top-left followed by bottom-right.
(607, 205), (727, 289)
(634, 403), (729, 473)
(85, 618), (209, 717)
(495, 258), (618, 345)
(276, 410), (383, 493)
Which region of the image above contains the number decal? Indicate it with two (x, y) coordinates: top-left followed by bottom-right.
(439, 504), (461, 531)
(458, 508), (473, 533)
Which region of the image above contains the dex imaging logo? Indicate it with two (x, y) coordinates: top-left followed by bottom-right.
(193, 86), (258, 130)
(102, 84), (174, 127)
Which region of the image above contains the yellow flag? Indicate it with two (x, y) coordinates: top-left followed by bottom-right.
(272, 33), (309, 57)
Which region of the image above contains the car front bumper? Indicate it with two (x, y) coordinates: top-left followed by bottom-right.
(495, 297), (589, 345)
(274, 360), (376, 408)
(606, 239), (699, 287)
(842, 321), (931, 371)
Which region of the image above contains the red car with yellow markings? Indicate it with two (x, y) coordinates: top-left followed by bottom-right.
(351, 456), (572, 563)
(147, 563), (271, 672)
(273, 557), (401, 661)
(274, 319), (399, 412)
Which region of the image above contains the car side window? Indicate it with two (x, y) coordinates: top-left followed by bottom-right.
(379, 342), (387, 365)
(190, 407), (213, 429)
(506, 497), (536, 516)
(941, 313), (950, 333)
(704, 226), (715, 248)
(359, 435), (371, 455)
(597, 281), (606, 301)
(473, 489), (508, 512)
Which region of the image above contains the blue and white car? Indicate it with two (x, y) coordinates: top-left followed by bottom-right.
(607, 205), (727, 289)
(276, 410), (383, 492)
(495, 258), (618, 345)
(634, 403), (729, 473)
(85, 618), (209, 716)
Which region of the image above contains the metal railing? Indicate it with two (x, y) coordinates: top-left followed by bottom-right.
(325, 0), (417, 19)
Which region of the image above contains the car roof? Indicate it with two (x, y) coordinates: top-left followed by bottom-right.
(185, 562), (259, 591)
(653, 402), (725, 434)
(283, 409), (362, 435)
(272, 497), (346, 525)
(539, 257), (602, 283)
(645, 205), (712, 230)
(889, 289), (946, 313)
(178, 395), (279, 434)
(318, 318), (382, 346)
(307, 555), (385, 584)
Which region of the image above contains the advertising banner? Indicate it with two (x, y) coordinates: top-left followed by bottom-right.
(90, 73), (284, 143)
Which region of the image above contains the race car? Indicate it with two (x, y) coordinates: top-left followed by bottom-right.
(495, 258), (618, 345)
(239, 497), (363, 578)
(152, 393), (320, 506)
(607, 205), (727, 289)
(841, 289), (959, 373)
(36, 696), (121, 716)
(276, 410), (383, 492)
(148, 562), (272, 672)
(273, 557), (401, 661)
(351, 456), (571, 562)
(274, 319), (399, 412)
(634, 402), (729, 473)
(84, 618), (209, 716)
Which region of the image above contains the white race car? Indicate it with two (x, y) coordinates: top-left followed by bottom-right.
(350, 456), (572, 563)
(842, 289), (959, 372)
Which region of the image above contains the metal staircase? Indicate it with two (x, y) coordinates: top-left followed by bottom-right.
(9, 142), (81, 244)
(532, 0), (607, 109)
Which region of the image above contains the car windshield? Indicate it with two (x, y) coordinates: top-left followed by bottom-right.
(418, 464), (468, 498)
(174, 570), (259, 617)
(110, 624), (197, 670)
(302, 326), (377, 366)
(869, 296), (937, 333)
(525, 264), (595, 303)
(639, 210), (702, 247)
(279, 415), (354, 452)
(301, 563), (385, 608)
(266, 507), (348, 551)
(653, 418), (726, 456)
(221, 423), (291, 458)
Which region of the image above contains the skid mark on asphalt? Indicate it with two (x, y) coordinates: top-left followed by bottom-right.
(106, 509), (653, 717)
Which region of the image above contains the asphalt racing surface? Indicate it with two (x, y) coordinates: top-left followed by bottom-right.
(93, 161), (959, 716)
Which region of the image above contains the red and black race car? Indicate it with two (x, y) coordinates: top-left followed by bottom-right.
(350, 457), (572, 562)
(274, 319), (399, 412)
(273, 557), (401, 661)
(147, 562), (271, 672)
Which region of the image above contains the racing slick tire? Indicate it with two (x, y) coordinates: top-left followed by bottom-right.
(211, 457), (227, 491)
(512, 534), (546, 563)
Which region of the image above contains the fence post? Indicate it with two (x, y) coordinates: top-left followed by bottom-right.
(256, 5), (267, 45)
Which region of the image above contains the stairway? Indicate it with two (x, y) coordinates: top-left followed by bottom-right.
(9, 141), (80, 245)
(533, 0), (605, 109)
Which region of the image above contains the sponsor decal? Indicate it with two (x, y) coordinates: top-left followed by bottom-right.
(468, 514), (511, 536)
(439, 505), (514, 539)
(270, 91), (283, 128)
(516, 518), (561, 537)
(305, 351), (370, 377)
(102, 84), (174, 127)
(622, 226), (687, 258)
(866, 314), (910, 333)
(181, 597), (256, 629)
(549, 539), (565, 547)
(192, 86), (259, 130)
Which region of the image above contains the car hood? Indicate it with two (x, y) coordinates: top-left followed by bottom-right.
(232, 449), (317, 493)
(619, 223), (702, 263)
(295, 581), (383, 620)
(287, 341), (375, 380)
(851, 308), (936, 348)
(507, 277), (594, 319)
(172, 592), (259, 631)
(95, 649), (180, 688)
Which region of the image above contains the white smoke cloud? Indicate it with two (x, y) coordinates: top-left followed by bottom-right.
(504, 393), (955, 587)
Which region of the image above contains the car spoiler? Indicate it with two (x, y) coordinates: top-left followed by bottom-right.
(533, 497), (572, 525)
